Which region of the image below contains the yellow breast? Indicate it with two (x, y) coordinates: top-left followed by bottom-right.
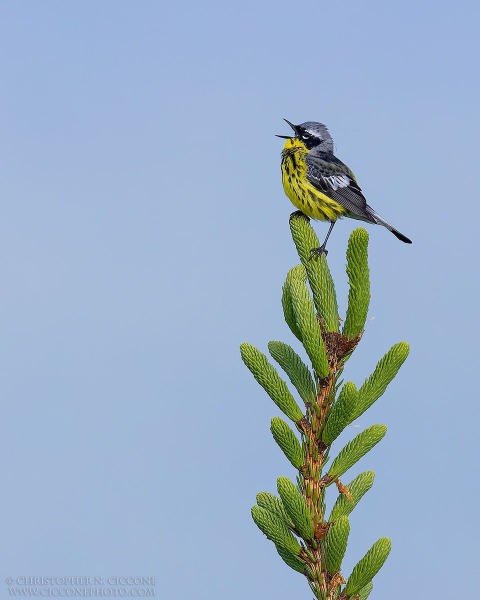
(281, 139), (347, 222)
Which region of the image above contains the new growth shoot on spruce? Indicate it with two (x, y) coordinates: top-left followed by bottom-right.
(240, 215), (409, 600)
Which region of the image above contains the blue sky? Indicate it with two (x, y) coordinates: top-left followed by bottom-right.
(1, 1), (479, 598)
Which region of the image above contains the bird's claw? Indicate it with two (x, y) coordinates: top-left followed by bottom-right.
(289, 210), (310, 222)
(309, 246), (328, 260)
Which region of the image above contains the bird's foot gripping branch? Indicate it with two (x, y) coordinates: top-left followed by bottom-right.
(240, 215), (409, 600)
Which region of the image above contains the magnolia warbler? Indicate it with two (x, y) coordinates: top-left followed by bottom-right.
(277, 119), (412, 255)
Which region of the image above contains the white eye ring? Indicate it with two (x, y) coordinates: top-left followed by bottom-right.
(301, 134), (310, 140)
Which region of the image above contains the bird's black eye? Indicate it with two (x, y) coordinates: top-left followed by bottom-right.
(301, 133), (310, 140)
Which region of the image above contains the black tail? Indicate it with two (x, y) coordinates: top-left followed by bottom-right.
(366, 205), (412, 244)
(390, 228), (412, 244)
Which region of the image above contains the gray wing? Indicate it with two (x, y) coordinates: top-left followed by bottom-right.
(306, 152), (374, 221)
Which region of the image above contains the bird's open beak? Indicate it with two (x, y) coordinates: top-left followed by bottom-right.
(275, 118), (298, 139)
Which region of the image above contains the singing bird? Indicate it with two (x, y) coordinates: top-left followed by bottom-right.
(277, 119), (412, 255)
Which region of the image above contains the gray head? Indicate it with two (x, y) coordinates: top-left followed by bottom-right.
(277, 119), (334, 153)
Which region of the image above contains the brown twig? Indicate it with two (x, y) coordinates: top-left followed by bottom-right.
(300, 325), (362, 599)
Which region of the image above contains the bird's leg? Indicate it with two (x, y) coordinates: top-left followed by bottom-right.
(310, 221), (336, 259)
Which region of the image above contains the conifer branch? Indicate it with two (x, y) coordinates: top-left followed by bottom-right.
(241, 217), (409, 599)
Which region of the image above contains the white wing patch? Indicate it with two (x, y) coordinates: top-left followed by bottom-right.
(323, 174), (351, 190)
